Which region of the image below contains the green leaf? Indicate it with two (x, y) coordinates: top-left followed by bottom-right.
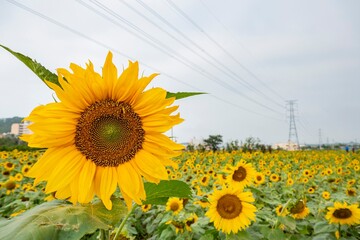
(0, 199), (127, 240)
(313, 221), (337, 235)
(267, 228), (286, 240)
(278, 216), (297, 231)
(166, 91), (206, 100)
(143, 180), (192, 205)
(0, 44), (60, 88)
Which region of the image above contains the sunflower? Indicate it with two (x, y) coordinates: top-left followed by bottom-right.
(166, 220), (185, 234)
(200, 175), (210, 186)
(307, 187), (315, 194)
(325, 202), (360, 225)
(21, 165), (31, 175)
(322, 191), (331, 200)
(184, 213), (198, 231)
(141, 204), (151, 213)
(14, 173), (23, 182)
(194, 197), (210, 208)
(4, 162), (15, 171)
(254, 172), (265, 185)
(275, 204), (289, 216)
(290, 200), (310, 219)
(166, 197), (183, 215)
(346, 188), (356, 197)
(22, 52), (184, 210)
(269, 173), (280, 182)
(286, 178), (294, 186)
(224, 161), (256, 189)
(4, 178), (19, 195)
(205, 187), (256, 234)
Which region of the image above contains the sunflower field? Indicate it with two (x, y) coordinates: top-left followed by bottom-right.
(1, 149), (359, 240)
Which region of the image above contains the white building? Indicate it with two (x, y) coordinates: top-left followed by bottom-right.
(11, 121), (32, 136)
(272, 141), (300, 151)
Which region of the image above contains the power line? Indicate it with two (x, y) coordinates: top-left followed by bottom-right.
(134, 0), (285, 109)
(77, 0), (284, 115)
(5, 0), (285, 122)
(166, 0), (286, 103)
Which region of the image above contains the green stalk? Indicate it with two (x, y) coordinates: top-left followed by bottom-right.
(113, 205), (136, 240)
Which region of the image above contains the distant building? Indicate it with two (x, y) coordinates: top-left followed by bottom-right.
(272, 141), (300, 151)
(10, 121), (32, 136)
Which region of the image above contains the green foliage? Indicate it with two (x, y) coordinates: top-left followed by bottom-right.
(0, 45), (60, 88)
(0, 199), (127, 240)
(203, 134), (223, 151)
(166, 91), (206, 100)
(143, 180), (192, 205)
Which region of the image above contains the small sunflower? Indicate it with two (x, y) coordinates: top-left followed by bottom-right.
(325, 202), (360, 225)
(141, 204), (151, 213)
(21, 165), (31, 175)
(346, 188), (356, 197)
(200, 175), (210, 186)
(194, 197), (210, 208)
(4, 162), (15, 171)
(166, 197), (183, 215)
(269, 173), (280, 182)
(308, 187), (315, 194)
(14, 173), (23, 182)
(286, 178), (294, 186)
(205, 187), (256, 234)
(254, 172), (265, 185)
(166, 220), (185, 234)
(322, 191), (331, 200)
(184, 213), (198, 231)
(22, 52), (184, 210)
(224, 161), (256, 189)
(275, 204), (289, 216)
(290, 200), (310, 219)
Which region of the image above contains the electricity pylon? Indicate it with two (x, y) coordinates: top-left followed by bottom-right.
(286, 100), (300, 149)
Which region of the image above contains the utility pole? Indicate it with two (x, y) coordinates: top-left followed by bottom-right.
(319, 128), (322, 149)
(286, 100), (300, 150)
(169, 127), (177, 142)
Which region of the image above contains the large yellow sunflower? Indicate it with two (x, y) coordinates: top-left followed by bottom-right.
(22, 52), (184, 210)
(325, 202), (360, 225)
(205, 187), (256, 234)
(224, 161), (256, 189)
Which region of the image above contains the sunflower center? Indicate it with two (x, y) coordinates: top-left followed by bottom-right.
(5, 181), (16, 190)
(333, 208), (352, 219)
(256, 176), (262, 181)
(216, 194), (242, 219)
(75, 99), (144, 167)
(232, 166), (247, 181)
(290, 201), (305, 214)
(170, 202), (180, 211)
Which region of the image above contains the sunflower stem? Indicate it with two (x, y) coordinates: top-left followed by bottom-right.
(337, 224), (341, 238)
(113, 204), (136, 240)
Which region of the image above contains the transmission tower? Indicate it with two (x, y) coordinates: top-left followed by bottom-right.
(286, 100), (300, 149)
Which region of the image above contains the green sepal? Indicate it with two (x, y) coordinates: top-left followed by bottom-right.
(0, 198), (127, 240)
(0, 44), (60, 88)
(166, 91), (206, 100)
(142, 180), (192, 205)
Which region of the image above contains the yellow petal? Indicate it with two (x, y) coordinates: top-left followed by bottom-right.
(78, 160), (96, 203)
(45, 149), (86, 193)
(99, 167), (118, 210)
(117, 162), (145, 204)
(133, 150), (168, 182)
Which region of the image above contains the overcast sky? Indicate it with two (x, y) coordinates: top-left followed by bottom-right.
(1, 0), (359, 145)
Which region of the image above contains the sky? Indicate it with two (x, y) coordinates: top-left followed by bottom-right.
(0, 0), (359, 145)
